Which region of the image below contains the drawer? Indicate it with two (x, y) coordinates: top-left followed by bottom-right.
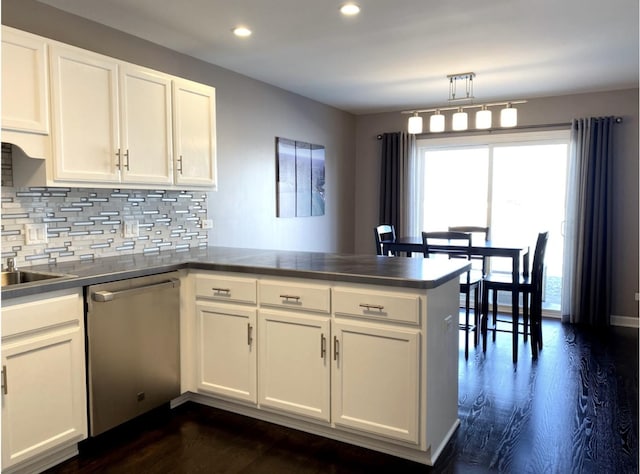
(259, 280), (330, 314)
(333, 287), (420, 324)
(2, 289), (83, 338)
(195, 274), (257, 304)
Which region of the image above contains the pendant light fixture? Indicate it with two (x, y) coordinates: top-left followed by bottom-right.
(407, 112), (423, 134)
(452, 108), (468, 131)
(500, 103), (518, 127)
(475, 105), (492, 129)
(429, 110), (445, 133)
(402, 72), (526, 134)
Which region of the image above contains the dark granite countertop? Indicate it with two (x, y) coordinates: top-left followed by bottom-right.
(1, 247), (470, 300)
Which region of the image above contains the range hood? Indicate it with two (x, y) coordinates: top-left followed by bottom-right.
(2, 129), (52, 187)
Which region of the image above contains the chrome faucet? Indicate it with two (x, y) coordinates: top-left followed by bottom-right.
(5, 258), (17, 272)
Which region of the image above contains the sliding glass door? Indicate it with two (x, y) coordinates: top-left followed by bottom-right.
(418, 131), (569, 310)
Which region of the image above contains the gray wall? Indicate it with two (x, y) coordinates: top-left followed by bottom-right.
(4, 1), (638, 320)
(355, 89), (639, 320)
(2, 0), (356, 254)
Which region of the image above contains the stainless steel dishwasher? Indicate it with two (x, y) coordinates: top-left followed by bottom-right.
(86, 272), (181, 436)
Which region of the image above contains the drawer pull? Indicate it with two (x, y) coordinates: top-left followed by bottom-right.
(279, 294), (301, 302)
(359, 303), (385, 311)
(177, 155), (184, 174)
(2, 365), (7, 395)
(211, 287), (231, 295)
(320, 333), (326, 359)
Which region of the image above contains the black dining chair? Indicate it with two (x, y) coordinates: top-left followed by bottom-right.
(374, 224), (396, 256)
(481, 231), (548, 359)
(422, 231), (483, 360)
(448, 226), (490, 275)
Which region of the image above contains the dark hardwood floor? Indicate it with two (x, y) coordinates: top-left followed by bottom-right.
(47, 319), (638, 474)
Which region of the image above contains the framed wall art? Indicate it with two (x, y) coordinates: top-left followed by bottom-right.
(276, 137), (325, 217)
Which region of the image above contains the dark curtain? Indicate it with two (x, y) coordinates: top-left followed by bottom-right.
(562, 117), (615, 326)
(379, 132), (409, 232)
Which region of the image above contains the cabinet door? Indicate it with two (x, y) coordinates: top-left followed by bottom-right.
(173, 79), (217, 188)
(50, 44), (120, 182)
(196, 303), (256, 403)
(332, 320), (420, 444)
(1, 27), (49, 134)
(120, 64), (173, 185)
(258, 310), (330, 422)
(1, 323), (86, 469)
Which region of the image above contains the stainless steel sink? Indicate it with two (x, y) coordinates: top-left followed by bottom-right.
(1, 270), (74, 287)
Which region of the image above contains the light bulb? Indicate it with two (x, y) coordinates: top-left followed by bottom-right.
(500, 104), (518, 127)
(429, 112), (445, 133)
(340, 3), (360, 15)
(452, 109), (468, 131)
(232, 26), (252, 37)
(475, 107), (492, 129)
(408, 114), (423, 134)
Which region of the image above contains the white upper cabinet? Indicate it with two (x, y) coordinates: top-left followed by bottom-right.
(2, 27), (217, 190)
(49, 44), (120, 183)
(2, 27), (49, 134)
(1, 27), (52, 160)
(120, 64), (173, 185)
(173, 79), (217, 189)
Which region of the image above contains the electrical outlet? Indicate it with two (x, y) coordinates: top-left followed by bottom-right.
(202, 219), (213, 229)
(24, 223), (48, 245)
(123, 220), (139, 238)
(443, 314), (453, 333)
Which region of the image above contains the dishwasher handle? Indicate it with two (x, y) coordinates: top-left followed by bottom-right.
(91, 278), (180, 302)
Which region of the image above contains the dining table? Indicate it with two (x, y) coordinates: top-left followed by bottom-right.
(381, 236), (530, 363)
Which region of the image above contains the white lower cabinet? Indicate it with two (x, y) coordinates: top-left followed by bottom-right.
(196, 302), (257, 403)
(258, 310), (330, 421)
(331, 320), (420, 444)
(1, 289), (87, 473)
(190, 272), (459, 466)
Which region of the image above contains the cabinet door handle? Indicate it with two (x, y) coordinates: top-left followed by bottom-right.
(212, 287), (231, 295)
(124, 149), (130, 171)
(177, 155), (184, 174)
(247, 323), (253, 346)
(320, 333), (326, 359)
(115, 148), (122, 170)
(279, 294), (301, 302)
(359, 303), (384, 311)
(2, 365), (7, 395)
(333, 336), (339, 361)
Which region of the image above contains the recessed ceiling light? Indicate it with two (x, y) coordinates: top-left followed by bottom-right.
(232, 26), (252, 37)
(340, 3), (360, 16)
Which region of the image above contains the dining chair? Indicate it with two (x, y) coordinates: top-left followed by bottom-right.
(448, 226), (490, 275)
(374, 224), (396, 256)
(481, 231), (548, 359)
(422, 231), (483, 360)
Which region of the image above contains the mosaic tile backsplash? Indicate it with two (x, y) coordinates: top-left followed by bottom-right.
(1, 146), (209, 266)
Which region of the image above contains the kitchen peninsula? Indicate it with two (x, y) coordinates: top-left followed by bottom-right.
(1, 248), (468, 471)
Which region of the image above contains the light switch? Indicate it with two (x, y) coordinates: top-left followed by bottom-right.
(24, 223), (48, 245)
(123, 220), (139, 238)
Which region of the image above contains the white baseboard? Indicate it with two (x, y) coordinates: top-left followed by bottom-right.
(610, 314), (640, 328)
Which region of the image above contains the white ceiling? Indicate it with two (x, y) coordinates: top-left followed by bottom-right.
(39, 0), (639, 114)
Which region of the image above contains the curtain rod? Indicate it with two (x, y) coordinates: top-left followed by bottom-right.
(376, 117), (623, 139)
